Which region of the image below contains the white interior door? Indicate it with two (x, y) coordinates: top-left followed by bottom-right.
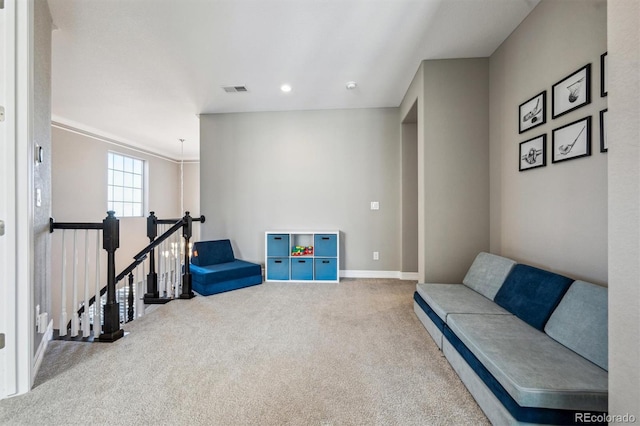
(0, 0), (17, 399)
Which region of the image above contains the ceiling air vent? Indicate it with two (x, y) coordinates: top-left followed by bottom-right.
(222, 86), (248, 93)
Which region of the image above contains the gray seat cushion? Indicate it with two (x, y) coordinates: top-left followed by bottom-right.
(416, 283), (511, 323)
(462, 252), (517, 300)
(545, 280), (608, 371)
(447, 313), (608, 411)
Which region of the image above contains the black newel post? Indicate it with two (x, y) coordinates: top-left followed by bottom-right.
(179, 211), (195, 299)
(127, 272), (135, 322)
(144, 211), (171, 305)
(144, 211), (159, 301)
(99, 211), (124, 342)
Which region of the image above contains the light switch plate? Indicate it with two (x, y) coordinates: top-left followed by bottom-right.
(370, 201), (379, 210)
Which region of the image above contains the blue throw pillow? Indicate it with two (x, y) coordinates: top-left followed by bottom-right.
(191, 240), (235, 266)
(494, 264), (574, 331)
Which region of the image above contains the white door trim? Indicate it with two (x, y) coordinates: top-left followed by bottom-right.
(0, 0), (18, 400)
(15, 0), (35, 396)
(0, 0), (34, 400)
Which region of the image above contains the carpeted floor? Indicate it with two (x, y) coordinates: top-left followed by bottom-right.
(0, 279), (489, 425)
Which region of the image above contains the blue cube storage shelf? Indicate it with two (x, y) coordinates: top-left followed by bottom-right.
(265, 231), (340, 282)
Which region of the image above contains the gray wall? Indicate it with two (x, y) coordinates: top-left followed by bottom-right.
(33, 0), (52, 354)
(401, 113), (418, 274)
(183, 161), (201, 240)
(199, 108), (401, 271)
(51, 127), (181, 325)
(423, 59), (490, 283)
(400, 59), (490, 283)
(489, 0), (607, 284)
(608, 0), (640, 418)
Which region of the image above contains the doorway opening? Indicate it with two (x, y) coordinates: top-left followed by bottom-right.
(401, 100), (418, 277)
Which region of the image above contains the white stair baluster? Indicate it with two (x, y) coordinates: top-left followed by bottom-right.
(81, 230), (91, 336)
(70, 229), (79, 337)
(175, 238), (180, 298)
(59, 230), (68, 337)
(158, 225), (165, 297)
(138, 261), (146, 317)
(94, 230), (101, 336)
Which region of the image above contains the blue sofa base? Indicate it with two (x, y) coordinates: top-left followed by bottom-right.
(414, 291), (607, 425)
(191, 260), (262, 296)
(192, 273), (262, 296)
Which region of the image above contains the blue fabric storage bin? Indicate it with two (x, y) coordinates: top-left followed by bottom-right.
(314, 234), (337, 257)
(314, 258), (337, 280)
(267, 234), (290, 257)
(267, 257), (289, 280)
(291, 258), (313, 280)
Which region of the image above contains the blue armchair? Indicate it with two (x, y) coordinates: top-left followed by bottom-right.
(190, 239), (262, 296)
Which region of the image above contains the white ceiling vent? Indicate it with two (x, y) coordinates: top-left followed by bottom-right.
(222, 86), (248, 93)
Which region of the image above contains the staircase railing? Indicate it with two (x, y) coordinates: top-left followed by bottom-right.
(143, 211), (205, 303)
(50, 210), (205, 342)
(50, 211), (123, 342)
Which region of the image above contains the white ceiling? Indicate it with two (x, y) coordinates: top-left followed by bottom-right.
(48, 0), (540, 160)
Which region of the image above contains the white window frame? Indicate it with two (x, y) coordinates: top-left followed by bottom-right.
(107, 151), (146, 218)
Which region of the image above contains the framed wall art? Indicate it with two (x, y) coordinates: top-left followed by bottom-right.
(519, 91), (546, 134)
(552, 116), (591, 163)
(552, 64), (591, 119)
(600, 52), (608, 97)
(600, 109), (608, 152)
(519, 134), (546, 171)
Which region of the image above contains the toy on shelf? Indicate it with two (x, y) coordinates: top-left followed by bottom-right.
(291, 245), (314, 256)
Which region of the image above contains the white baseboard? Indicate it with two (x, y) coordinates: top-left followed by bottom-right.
(340, 270), (419, 280)
(32, 319), (53, 386)
(399, 272), (419, 280)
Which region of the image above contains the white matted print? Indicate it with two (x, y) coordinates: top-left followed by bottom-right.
(519, 134), (546, 171)
(552, 116), (591, 163)
(552, 64), (591, 119)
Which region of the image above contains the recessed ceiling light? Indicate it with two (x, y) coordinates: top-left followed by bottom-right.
(281, 84), (292, 93)
(346, 81), (357, 90)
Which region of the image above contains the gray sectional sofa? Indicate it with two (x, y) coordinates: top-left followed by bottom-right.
(413, 252), (608, 425)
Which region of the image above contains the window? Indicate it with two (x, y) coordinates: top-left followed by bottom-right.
(108, 152), (144, 217)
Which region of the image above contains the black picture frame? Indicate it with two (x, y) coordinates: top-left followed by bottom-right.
(519, 134), (546, 171)
(552, 64), (591, 119)
(519, 91), (546, 134)
(552, 116), (591, 163)
(600, 109), (608, 153)
(600, 52), (608, 97)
